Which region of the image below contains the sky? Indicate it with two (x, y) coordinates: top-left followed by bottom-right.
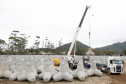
(0, 0), (126, 48)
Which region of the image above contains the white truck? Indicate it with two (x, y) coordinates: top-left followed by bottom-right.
(97, 56), (124, 74)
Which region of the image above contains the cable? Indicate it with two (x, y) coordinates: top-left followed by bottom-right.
(89, 7), (91, 48)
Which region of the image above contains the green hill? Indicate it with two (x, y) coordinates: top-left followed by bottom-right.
(56, 40), (89, 52)
(95, 41), (126, 52)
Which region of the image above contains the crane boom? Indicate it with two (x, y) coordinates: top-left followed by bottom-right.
(67, 5), (90, 61)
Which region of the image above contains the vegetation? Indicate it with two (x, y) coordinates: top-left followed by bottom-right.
(0, 30), (125, 55)
(123, 50), (126, 55)
(95, 41), (126, 52)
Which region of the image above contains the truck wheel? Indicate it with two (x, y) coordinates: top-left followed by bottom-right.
(107, 69), (111, 74)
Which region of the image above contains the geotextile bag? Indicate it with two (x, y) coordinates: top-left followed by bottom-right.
(17, 71), (27, 81)
(3, 70), (12, 78)
(87, 61), (102, 76)
(72, 63), (87, 81)
(25, 62), (36, 82)
(53, 62), (73, 82)
(39, 62), (53, 82)
(26, 72), (36, 83)
(9, 71), (20, 81)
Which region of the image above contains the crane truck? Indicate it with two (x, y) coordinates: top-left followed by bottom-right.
(66, 5), (90, 67)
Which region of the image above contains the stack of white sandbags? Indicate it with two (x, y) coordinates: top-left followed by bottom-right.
(87, 61), (102, 76)
(37, 59), (44, 73)
(29, 59), (38, 78)
(53, 61), (73, 82)
(17, 65), (27, 81)
(25, 62), (37, 82)
(0, 61), (12, 79)
(9, 61), (24, 81)
(50, 61), (58, 74)
(39, 61), (58, 82)
(9, 61), (16, 73)
(72, 62), (88, 81)
(59, 59), (73, 75)
(17, 61), (37, 83)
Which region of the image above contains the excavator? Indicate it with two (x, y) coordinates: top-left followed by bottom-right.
(66, 5), (90, 67)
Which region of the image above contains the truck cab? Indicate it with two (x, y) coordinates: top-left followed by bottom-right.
(99, 56), (124, 74)
(107, 57), (124, 74)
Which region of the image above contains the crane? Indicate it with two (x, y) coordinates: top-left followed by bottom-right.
(66, 5), (90, 63)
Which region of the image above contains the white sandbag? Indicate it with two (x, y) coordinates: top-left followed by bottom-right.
(39, 62), (52, 82)
(37, 66), (44, 73)
(59, 62), (67, 72)
(25, 62), (36, 82)
(63, 72), (73, 81)
(53, 62), (73, 82)
(53, 72), (62, 81)
(32, 68), (38, 78)
(77, 71), (85, 81)
(87, 61), (102, 76)
(17, 71), (27, 81)
(53, 71), (73, 82)
(0, 70), (3, 78)
(3, 70), (12, 78)
(0, 62), (12, 78)
(10, 64), (15, 73)
(26, 72), (36, 83)
(34, 60), (39, 69)
(94, 69), (102, 76)
(50, 61), (58, 76)
(65, 61), (73, 75)
(72, 63), (86, 81)
(2, 62), (9, 72)
(43, 72), (52, 82)
(84, 71), (88, 78)
(9, 71), (20, 81)
(37, 59), (44, 73)
(72, 70), (77, 78)
(87, 69), (94, 76)
(68, 69), (73, 75)
(9, 61), (26, 81)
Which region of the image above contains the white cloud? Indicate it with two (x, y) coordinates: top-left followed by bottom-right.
(0, 0), (126, 48)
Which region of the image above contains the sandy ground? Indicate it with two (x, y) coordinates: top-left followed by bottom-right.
(123, 60), (126, 73)
(0, 60), (126, 84)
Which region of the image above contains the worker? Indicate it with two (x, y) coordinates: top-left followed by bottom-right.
(86, 62), (88, 69)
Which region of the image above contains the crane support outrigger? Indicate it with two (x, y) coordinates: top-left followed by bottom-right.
(67, 5), (90, 63)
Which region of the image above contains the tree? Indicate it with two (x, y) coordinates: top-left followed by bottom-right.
(34, 36), (40, 49)
(123, 50), (126, 55)
(8, 31), (29, 54)
(0, 39), (7, 54)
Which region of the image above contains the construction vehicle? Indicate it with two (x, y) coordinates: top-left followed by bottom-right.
(51, 58), (60, 67)
(66, 5), (90, 67)
(97, 56), (124, 74)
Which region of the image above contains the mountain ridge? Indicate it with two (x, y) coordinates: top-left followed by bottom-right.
(58, 40), (126, 52)
(94, 41), (126, 52)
